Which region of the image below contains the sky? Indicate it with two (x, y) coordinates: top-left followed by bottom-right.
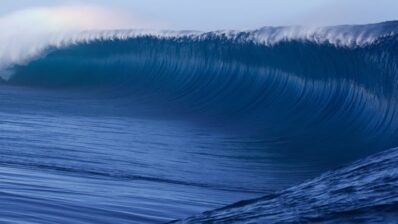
(0, 0), (398, 30)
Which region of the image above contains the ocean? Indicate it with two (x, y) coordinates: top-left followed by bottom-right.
(0, 21), (397, 223)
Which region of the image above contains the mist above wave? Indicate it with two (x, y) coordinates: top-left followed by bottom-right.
(0, 4), (152, 80)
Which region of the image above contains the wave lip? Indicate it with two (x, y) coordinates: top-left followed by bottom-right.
(250, 20), (398, 46)
(1, 21), (398, 81)
(174, 147), (398, 223)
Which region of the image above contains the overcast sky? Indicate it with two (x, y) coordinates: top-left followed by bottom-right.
(1, 0), (397, 30)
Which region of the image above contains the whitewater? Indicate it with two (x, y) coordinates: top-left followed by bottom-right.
(0, 21), (398, 223)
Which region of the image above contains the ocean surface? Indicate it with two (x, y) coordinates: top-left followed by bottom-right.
(0, 21), (398, 223)
(176, 147), (398, 223)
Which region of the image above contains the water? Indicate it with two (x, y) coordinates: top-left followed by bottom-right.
(176, 147), (398, 223)
(1, 21), (398, 223)
(0, 86), (317, 223)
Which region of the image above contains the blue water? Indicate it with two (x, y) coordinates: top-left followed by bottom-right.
(0, 85), (317, 223)
(176, 147), (398, 223)
(1, 21), (398, 223)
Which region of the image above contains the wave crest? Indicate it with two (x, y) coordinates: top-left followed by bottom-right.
(1, 21), (398, 81)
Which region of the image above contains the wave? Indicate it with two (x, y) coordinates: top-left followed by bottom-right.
(1, 20), (398, 223)
(1, 21), (398, 80)
(2, 21), (398, 163)
(173, 147), (398, 223)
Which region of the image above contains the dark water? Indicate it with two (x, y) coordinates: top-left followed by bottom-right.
(1, 21), (398, 223)
(176, 147), (398, 223)
(0, 86), (318, 223)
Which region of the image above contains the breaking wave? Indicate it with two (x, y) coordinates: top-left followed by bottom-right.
(2, 21), (398, 162)
(1, 20), (398, 223)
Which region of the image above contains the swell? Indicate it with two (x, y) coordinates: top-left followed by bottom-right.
(174, 147), (398, 223)
(0, 160), (260, 193)
(3, 22), (398, 163)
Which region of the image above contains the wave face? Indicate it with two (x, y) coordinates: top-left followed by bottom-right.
(175, 147), (398, 223)
(6, 21), (398, 161)
(1, 21), (398, 223)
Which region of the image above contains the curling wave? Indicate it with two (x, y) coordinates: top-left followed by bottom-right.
(2, 21), (398, 164)
(1, 20), (398, 79)
(1, 21), (398, 223)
